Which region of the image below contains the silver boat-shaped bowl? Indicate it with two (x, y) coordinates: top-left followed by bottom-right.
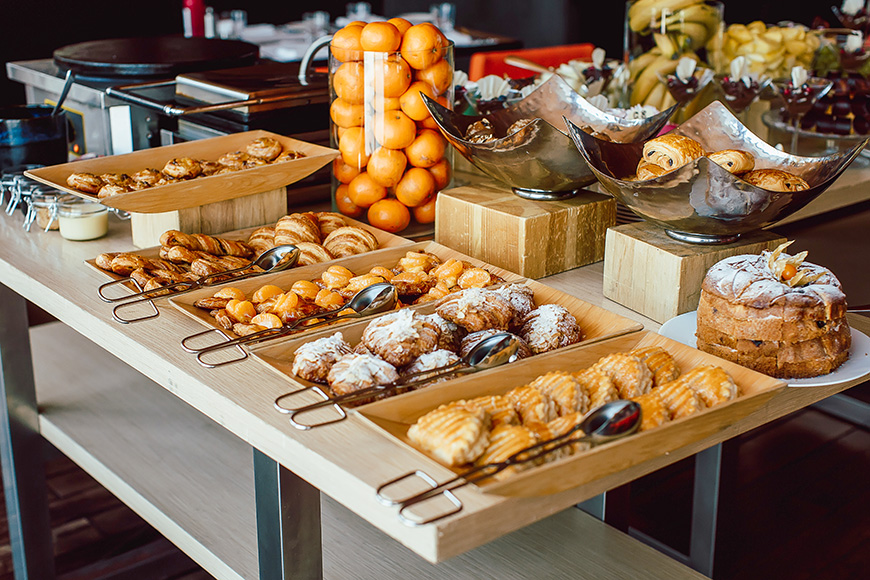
(566, 100), (868, 243)
(423, 75), (676, 200)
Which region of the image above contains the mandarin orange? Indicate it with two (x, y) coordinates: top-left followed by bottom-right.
(360, 21), (402, 52)
(411, 193), (438, 224)
(368, 198), (411, 232)
(399, 81), (437, 121)
(427, 157), (452, 190)
(395, 166), (436, 207)
(373, 109), (417, 149)
(400, 23), (444, 70)
(377, 56), (412, 98)
(338, 126), (370, 169)
(367, 147), (408, 188)
(329, 98), (364, 128)
(405, 129), (446, 168)
(333, 61), (366, 105)
(334, 183), (364, 218)
(332, 157), (361, 184)
(415, 58), (453, 95)
(330, 25), (364, 62)
(387, 17), (413, 36)
(347, 172), (388, 208)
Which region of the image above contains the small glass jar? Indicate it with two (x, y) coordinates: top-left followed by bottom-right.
(57, 197), (108, 241)
(25, 191), (63, 231)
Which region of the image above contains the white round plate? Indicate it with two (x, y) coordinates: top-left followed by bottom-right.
(658, 311), (870, 388)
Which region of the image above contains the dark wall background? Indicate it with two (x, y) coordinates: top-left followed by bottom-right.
(0, 0), (840, 107)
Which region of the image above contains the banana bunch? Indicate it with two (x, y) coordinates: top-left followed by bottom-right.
(629, 48), (699, 110)
(717, 22), (820, 79)
(628, 0), (723, 54)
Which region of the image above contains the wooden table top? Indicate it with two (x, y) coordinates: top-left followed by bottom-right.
(1, 209), (867, 564)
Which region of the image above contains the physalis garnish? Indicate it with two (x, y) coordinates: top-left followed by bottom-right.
(766, 241), (825, 287)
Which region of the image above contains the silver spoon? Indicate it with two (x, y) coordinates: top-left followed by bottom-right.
(377, 399), (641, 525)
(189, 282), (399, 368)
(282, 332), (523, 430)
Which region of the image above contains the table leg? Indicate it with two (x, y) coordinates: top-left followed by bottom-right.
(253, 448), (323, 580)
(0, 283), (56, 579)
(577, 484), (631, 532)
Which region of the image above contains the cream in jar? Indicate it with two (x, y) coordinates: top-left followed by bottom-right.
(57, 198), (108, 241)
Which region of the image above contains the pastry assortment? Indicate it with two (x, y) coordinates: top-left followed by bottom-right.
(696, 241), (851, 379)
(66, 136), (305, 200)
(288, 284), (584, 403)
(463, 118), (535, 144)
(628, 133), (811, 192)
(192, 250), (505, 338)
(406, 346), (739, 478)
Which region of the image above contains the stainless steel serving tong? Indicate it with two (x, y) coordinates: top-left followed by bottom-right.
(375, 400), (641, 526)
(276, 332), (523, 430)
(97, 245), (300, 324)
(183, 282), (399, 368)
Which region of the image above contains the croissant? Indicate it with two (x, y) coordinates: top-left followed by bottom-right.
(360, 309), (440, 367)
(159, 230), (253, 258)
(294, 242), (335, 267)
(108, 253), (150, 276)
(291, 332), (353, 384)
(322, 226), (379, 258)
(327, 353), (399, 398)
(642, 133), (705, 171)
(635, 161), (669, 181)
(435, 288), (515, 332)
(707, 149), (755, 174)
(275, 213), (321, 245)
(742, 168), (809, 192)
(314, 212), (348, 237)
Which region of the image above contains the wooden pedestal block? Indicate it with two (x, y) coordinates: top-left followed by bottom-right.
(435, 181), (616, 279)
(603, 222), (787, 323)
(130, 186), (288, 248)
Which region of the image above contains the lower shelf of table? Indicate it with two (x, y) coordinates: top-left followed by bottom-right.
(30, 322), (705, 580)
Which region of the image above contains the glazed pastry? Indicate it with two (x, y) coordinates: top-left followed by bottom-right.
(635, 161), (668, 181)
(291, 332), (353, 384)
(492, 283), (537, 331)
(475, 424), (540, 478)
(390, 271), (437, 298)
(676, 365), (738, 407)
(518, 304), (583, 354)
(395, 250), (442, 273)
(629, 390), (670, 431)
(505, 385), (557, 424)
(98, 183), (133, 199)
(654, 379), (704, 419)
(99, 173), (132, 186)
(360, 308), (440, 367)
(199, 160), (223, 176)
(66, 172), (104, 194)
(421, 313), (468, 352)
(217, 151), (248, 170)
(275, 213), (321, 245)
(458, 329), (531, 360)
(108, 253), (150, 276)
(574, 368), (620, 410)
(545, 412), (591, 456)
(642, 133), (705, 171)
(407, 402), (491, 466)
(527, 371), (589, 416)
(707, 149), (755, 174)
(246, 136), (283, 161)
(130, 168), (163, 186)
(465, 118), (495, 143)
(274, 150), (305, 162)
(630, 346), (680, 387)
(435, 288), (515, 332)
(593, 352), (653, 399)
(245, 157), (269, 169)
(463, 395), (519, 427)
(742, 168), (809, 192)
(162, 157), (203, 179)
(95, 252), (119, 270)
(322, 226), (379, 258)
(314, 212), (348, 237)
(326, 353), (399, 397)
(294, 242), (335, 266)
(159, 230), (254, 258)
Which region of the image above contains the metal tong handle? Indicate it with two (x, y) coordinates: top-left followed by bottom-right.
(97, 277), (163, 324)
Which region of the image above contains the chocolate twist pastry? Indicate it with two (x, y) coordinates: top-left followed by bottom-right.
(707, 149), (755, 174)
(159, 230), (254, 258)
(642, 133), (705, 171)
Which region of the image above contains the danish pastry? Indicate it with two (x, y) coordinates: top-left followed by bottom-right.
(402, 349), (461, 383)
(676, 365), (738, 408)
(459, 329), (532, 361)
(162, 157), (203, 179)
(654, 379), (704, 419)
(66, 172), (104, 194)
(505, 385), (557, 424)
(422, 313), (468, 352)
(274, 150), (305, 162)
(245, 157), (269, 169)
(217, 151), (248, 170)
(742, 168), (809, 192)
(435, 288), (515, 332)
(574, 368), (620, 410)
(463, 395), (519, 427)
(326, 353), (399, 397)
(707, 149), (755, 174)
(199, 160), (222, 176)
(630, 346), (680, 387)
(390, 271), (437, 298)
(322, 226), (379, 257)
(98, 183), (133, 199)
(291, 332), (353, 384)
(246, 136), (283, 161)
(360, 308), (440, 367)
(642, 133), (705, 171)
(518, 304), (583, 354)
(592, 352), (653, 399)
(629, 390), (670, 431)
(131, 168), (163, 186)
(407, 403), (491, 466)
(528, 371), (590, 416)
(99, 173), (132, 186)
(492, 283), (537, 331)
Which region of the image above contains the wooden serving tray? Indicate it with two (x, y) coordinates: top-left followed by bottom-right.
(357, 331), (786, 499)
(24, 130), (337, 213)
(248, 275), (644, 389)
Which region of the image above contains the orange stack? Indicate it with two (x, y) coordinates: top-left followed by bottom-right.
(328, 18), (453, 233)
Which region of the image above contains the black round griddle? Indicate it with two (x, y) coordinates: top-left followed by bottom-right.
(53, 36), (260, 79)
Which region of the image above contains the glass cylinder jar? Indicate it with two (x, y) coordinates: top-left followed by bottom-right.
(329, 29), (454, 234)
(625, 0), (724, 113)
(57, 197), (108, 241)
(25, 190), (63, 231)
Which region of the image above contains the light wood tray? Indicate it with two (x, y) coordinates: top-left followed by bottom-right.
(248, 274), (644, 389)
(357, 331), (786, 498)
(24, 130), (337, 213)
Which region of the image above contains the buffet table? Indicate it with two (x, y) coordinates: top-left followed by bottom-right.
(1, 205), (868, 579)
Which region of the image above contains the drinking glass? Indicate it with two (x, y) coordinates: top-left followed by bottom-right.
(769, 76), (835, 154)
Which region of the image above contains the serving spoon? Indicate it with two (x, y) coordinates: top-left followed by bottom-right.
(187, 282), (399, 368)
(376, 399), (642, 526)
(278, 331), (523, 430)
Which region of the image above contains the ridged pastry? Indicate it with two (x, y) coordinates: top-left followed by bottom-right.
(435, 288), (515, 332)
(676, 365), (738, 408)
(593, 352), (653, 399)
(518, 304), (583, 354)
(66, 172), (104, 194)
(574, 368), (620, 410)
(742, 168), (809, 192)
(162, 157), (202, 179)
(459, 329), (531, 360)
(635, 161), (669, 181)
(159, 230), (254, 258)
(291, 332), (353, 384)
(294, 242), (335, 266)
(463, 395), (519, 427)
(629, 390), (670, 431)
(654, 379), (704, 420)
(246, 136), (283, 161)
(492, 283), (537, 330)
(475, 424), (540, 478)
(527, 371), (589, 416)
(360, 309), (440, 367)
(326, 353), (399, 397)
(642, 133), (705, 171)
(707, 149), (755, 174)
(505, 385), (557, 424)
(322, 226), (379, 258)
(275, 213), (321, 245)
(421, 313), (468, 352)
(407, 403), (491, 466)
(314, 212), (348, 237)
(546, 412), (591, 456)
(630, 346), (680, 387)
